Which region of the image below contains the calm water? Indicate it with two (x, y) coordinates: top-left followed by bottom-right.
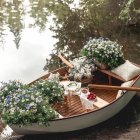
(0, 0), (140, 139)
(0, 0), (56, 83)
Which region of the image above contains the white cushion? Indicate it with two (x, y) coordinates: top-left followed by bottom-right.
(111, 60), (140, 81)
(116, 80), (134, 99)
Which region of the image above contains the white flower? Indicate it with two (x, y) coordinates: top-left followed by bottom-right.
(31, 95), (35, 100)
(10, 108), (15, 114)
(36, 96), (42, 103)
(81, 37), (124, 69)
(20, 109), (26, 114)
(21, 99), (25, 102)
(4, 87), (8, 91)
(30, 102), (35, 107)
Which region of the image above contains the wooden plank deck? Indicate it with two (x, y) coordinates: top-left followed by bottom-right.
(53, 89), (117, 117)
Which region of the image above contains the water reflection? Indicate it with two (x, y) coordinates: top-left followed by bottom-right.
(0, 0), (138, 68)
(0, 0), (52, 49)
(0, 0), (56, 83)
(6, 0), (24, 49)
(0, 28), (55, 83)
(121, 32), (140, 64)
(29, 0), (49, 31)
(0, 0), (25, 48)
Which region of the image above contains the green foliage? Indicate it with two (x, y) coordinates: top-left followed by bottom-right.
(119, 0), (140, 24)
(0, 0), (25, 48)
(0, 80), (64, 126)
(80, 38), (125, 69)
(0, 81), (26, 109)
(119, 0), (135, 21)
(32, 79), (64, 104)
(29, 0), (50, 31)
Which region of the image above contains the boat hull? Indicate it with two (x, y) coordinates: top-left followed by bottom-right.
(11, 77), (140, 134)
(9, 65), (140, 134)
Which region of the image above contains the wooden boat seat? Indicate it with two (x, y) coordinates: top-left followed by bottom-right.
(98, 69), (126, 84)
(80, 95), (109, 109)
(93, 96), (109, 107)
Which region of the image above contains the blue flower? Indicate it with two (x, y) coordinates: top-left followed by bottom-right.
(15, 97), (20, 103)
(5, 95), (11, 104)
(25, 104), (31, 110)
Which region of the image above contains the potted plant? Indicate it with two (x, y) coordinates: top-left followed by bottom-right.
(0, 80), (64, 126)
(68, 57), (97, 86)
(80, 37), (125, 69)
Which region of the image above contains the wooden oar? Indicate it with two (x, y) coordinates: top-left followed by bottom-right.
(58, 54), (74, 69)
(88, 84), (140, 91)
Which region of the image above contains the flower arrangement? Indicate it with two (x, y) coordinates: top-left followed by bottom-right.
(68, 57), (97, 81)
(80, 38), (125, 69)
(0, 79), (64, 126)
(48, 73), (60, 83)
(32, 79), (64, 104)
(0, 81), (25, 112)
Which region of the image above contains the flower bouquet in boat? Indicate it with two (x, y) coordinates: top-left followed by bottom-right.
(68, 57), (97, 85)
(58, 55), (97, 86)
(0, 78), (64, 127)
(80, 37), (125, 70)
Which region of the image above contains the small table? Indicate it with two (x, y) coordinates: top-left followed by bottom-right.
(60, 81), (81, 105)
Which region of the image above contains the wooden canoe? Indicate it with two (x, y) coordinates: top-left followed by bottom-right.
(10, 66), (140, 134)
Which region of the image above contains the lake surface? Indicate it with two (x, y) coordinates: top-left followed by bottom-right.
(0, 0), (56, 84)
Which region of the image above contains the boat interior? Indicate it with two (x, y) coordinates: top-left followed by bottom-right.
(36, 67), (127, 118)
